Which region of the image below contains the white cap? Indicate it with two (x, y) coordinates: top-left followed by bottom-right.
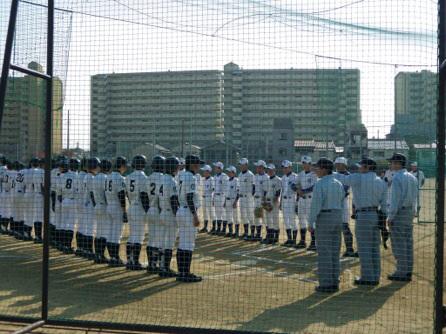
(239, 158), (249, 165)
(213, 161), (224, 169)
(411, 161), (418, 167)
(201, 164), (212, 172)
(334, 157), (348, 165)
(178, 158), (185, 165)
(301, 156), (312, 164)
(226, 165), (237, 173)
(266, 163), (276, 170)
(281, 160), (292, 168)
(254, 160), (267, 167)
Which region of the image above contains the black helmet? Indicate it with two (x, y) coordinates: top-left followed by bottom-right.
(59, 159), (69, 171)
(151, 155), (165, 173)
(100, 159), (112, 172)
(12, 161), (21, 170)
(315, 157), (334, 171)
(359, 157), (377, 171)
(115, 156), (128, 169)
(87, 157), (101, 170)
(185, 155), (204, 166)
(69, 158), (80, 171)
(164, 157), (180, 175)
(132, 155), (147, 170)
(30, 157), (40, 168)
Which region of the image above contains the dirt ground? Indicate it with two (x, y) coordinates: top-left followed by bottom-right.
(0, 180), (439, 334)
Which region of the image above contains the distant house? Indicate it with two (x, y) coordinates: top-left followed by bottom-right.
(294, 140), (337, 163)
(367, 139), (409, 161)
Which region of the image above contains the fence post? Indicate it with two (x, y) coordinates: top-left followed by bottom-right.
(42, 0), (54, 322)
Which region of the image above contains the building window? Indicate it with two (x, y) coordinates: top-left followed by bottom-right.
(280, 133), (287, 141)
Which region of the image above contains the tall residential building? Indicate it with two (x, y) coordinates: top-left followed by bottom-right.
(90, 70), (223, 158)
(223, 63), (361, 161)
(0, 62), (63, 161)
(394, 70), (437, 144)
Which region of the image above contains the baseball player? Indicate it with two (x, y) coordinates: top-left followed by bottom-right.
(54, 159), (69, 251)
(176, 158), (186, 183)
(146, 156), (165, 274)
(252, 160), (268, 241)
(92, 159), (111, 263)
(125, 155), (149, 270)
(409, 162), (425, 216)
(262, 164), (281, 244)
(176, 154), (203, 282)
(22, 158), (41, 241)
(280, 160), (299, 247)
(31, 159), (45, 243)
(0, 157), (9, 234)
(212, 161), (228, 236)
(238, 158), (254, 240)
(6, 161), (18, 237)
(14, 161), (26, 240)
(158, 156), (180, 278)
(74, 159), (88, 256)
(224, 166), (239, 238)
(334, 157), (357, 257)
(58, 158), (81, 254)
(49, 160), (60, 247)
(199, 164), (214, 233)
(105, 156), (128, 267)
(297, 156), (318, 251)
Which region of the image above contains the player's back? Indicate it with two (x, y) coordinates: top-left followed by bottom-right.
(178, 171), (198, 208)
(105, 171), (126, 206)
(32, 168), (44, 194)
(147, 172), (163, 208)
(15, 169), (26, 193)
(160, 174), (176, 211)
(60, 171), (80, 200)
(126, 170), (147, 206)
(92, 173), (107, 205)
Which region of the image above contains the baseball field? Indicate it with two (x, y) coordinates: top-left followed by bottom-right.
(0, 180), (439, 334)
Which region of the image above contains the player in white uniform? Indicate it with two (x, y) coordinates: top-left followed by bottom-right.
(238, 158), (254, 240)
(297, 156), (318, 251)
(252, 160), (268, 242)
(176, 155), (203, 282)
(224, 166), (239, 238)
(58, 159), (81, 254)
(6, 162), (18, 236)
(14, 162), (26, 240)
(198, 165), (214, 233)
(0, 157), (9, 234)
(158, 157), (180, 278)
(280, 160), (299, 247)
(53, 160), (69, 250)
(49, 160), (60, 246)
(105, 156), (128, 267)
(262, 164), (281, 244)
(146, 156), (165, 274)
(92, 159), (111, 263)
(125, 155), (149, 270)
(22, 158), (40, 241)
(334, 157), (357, 257)
(211, 162), (228, 236)
(74, 159), (88, 256)
(32, 159), (45, 243)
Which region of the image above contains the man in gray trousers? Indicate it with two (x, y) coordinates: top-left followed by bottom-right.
(309, 158), (344, 293)
(386, 153), (418, 282)
(344, 158), (387, 286)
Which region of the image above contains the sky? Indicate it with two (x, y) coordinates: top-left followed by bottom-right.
(0, 0), (438, 150)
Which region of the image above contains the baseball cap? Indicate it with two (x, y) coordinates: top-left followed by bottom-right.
(281, 160), (292, 168)
(359, 157), (377, 170)
(226, 165), (237, 173)
(201, 164), (212, 172)
(410, 161), (418, 167)
(178, 158), (185, 165)
(213, 161), (224, 169)
(266, 163), (276, 170)
(254, 160), (266, 167)
(301, 156), (312, 164)
(239, 158), (249, 165)
(315, 158), (334, 170)
(334, 157), (348, 165)
(185, 155), (204, 165)
(387, 153), (407, 165)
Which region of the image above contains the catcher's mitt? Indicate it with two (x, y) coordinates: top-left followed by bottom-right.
(262, 201), (273, 212)
(254, 207), (264, 218)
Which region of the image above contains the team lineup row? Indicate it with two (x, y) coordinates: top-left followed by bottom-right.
(0, 153), (418, 290)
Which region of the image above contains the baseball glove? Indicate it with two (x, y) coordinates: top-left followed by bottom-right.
(254, 207), (264, 218)
(262, 202), (273, 212)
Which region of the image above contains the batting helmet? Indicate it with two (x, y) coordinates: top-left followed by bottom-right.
(115, 156), (128, 169)
(59, 159), (69, 171)
(87, 157), (101, 170)
(151, 155), (165, 173)
(132, 155), (147, 170)
(100, 159), (112, 172)
(69, 158), (80, 171)
(30, 157), (40, 168)
(164, 156), (180, 175)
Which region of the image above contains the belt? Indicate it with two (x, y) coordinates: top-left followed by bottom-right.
(355, 207), (377, 213)
(239, 194), (250, 198)
(254, 196), (261, 199)
(302, 195), (311, 199)
(215, 193), (222, 196)
(182, 206), (188, 209)
(202, 195), (212, 198)
(321, 209), (332, 213)
(283, 196), (293, 199)
(17, 190), (23, 193)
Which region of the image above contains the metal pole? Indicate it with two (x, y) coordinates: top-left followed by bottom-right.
(42, 0), (54, 322)
(434, 0), (446, 332)
(12, 320), (45, 334)
(0, 0), (19, 128)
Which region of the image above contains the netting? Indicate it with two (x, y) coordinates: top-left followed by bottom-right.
(0, 0), (440, 333)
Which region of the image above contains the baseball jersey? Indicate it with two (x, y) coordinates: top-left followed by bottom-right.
(225, 177), (239, 200)
(265, 175), (282, 200)
(160, 174), (177, 211)
(105, 171), (126, 206)
(238, 170), (254, 196)
(297, 171), (317, 193)
(178, 171), (200, 209)
(147, 172), (163, 209)
(59, 171), (81, 200)
(15, 169), (26, 193)
(50, 169), (60, 193)
(92, 173), (107, 205)
(334, 170), (350, 196)
(125, 170), (148, 206)
(0, 166), (7, 192)
(202, 176), (214, 197)
(32, 168), (44, 194)
(254, 173), (268, 198)
(281, 172), (298, 199)
(23, 168), (35, 194)
(7, 170), (17, 193)
(410, 169), (425, 188)
(83, 173), (95, 207)
(214, 173), (229, 195)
